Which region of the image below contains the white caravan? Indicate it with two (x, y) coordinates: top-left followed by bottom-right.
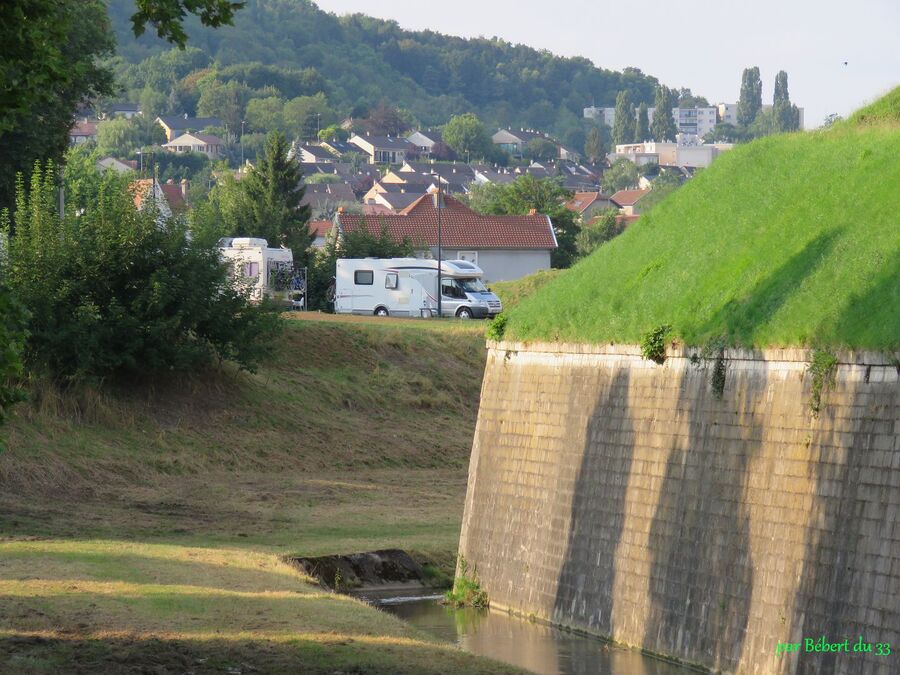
(219, 237), (294, 303)
(334, 258), (502, 319)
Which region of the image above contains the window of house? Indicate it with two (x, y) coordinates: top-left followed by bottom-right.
(355, 270), (374, 285)
(242, 262), (260, 277)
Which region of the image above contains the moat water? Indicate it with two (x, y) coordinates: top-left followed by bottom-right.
(379, 596), (699, 675)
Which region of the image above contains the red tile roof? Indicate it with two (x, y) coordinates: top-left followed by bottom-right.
(309, 220), (333, 237)
(610, 189), (649, 207)
(565, 191), (609, 214)
(338, 195), (556, 250)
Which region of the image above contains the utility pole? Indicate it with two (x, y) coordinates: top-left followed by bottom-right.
(241, 120), (246, 168)
(436, 172), (443, 318)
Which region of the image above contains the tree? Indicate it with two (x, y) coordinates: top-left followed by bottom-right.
(318, 124), (349, 142)
(602, 158), (639, 194)
(773, 70), (797, 132)
(245, 96), (285, 134)
(0, 0), (114, 214)
(737, 66), (763, 127)
(583, 127), (606, 163)
(467, 175), (578, 268)
(612, 91), (636, 146)
(650, 85), (677, 142)
(442, 113), (492, 160)
(4, 161), (280, 381)
(197, 79), (251, 131)
(575, 209), (622, 258)
(636, 103), (650, 141)
(239, 132), (312, 262)
(130, 0), (245, 48)
(0, 278), (28, 426)
(524, 138), (558, 162)
(748, 108), (777, 138)
(363, 103), (411, 137)
(282, 94), (333, 141)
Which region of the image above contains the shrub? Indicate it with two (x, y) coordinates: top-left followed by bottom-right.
(3, 162), (281, 382)
(444, 557), (488, 608)
(808, 349), (838, 416)
(640, 324), (671, 364)
(0, 278), (28, 424)
(486, 313), (508, 342)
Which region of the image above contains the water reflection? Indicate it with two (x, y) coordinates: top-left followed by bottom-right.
(382, 599), (696, 675)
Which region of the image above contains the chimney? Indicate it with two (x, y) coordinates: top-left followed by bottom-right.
(528, 208), (537, 215)
(432, 192), (445, 209)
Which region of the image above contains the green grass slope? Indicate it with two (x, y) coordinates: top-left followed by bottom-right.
(503, 89), (900, 350)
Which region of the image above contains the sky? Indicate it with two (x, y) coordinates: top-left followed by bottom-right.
(314, 0), (900, 129)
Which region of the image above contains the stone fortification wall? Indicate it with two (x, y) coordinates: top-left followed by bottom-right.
(459, 342), (899, 674)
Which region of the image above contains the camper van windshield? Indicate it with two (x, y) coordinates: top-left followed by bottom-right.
(458, 278), (488, 293)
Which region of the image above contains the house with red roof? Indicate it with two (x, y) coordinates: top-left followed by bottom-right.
(335, 194), (557, 282)
(565, 191), (614, 221)
(610, 189), (650, 216)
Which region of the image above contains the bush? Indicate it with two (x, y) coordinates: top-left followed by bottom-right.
(444, 557), (488, 608)
(640, 324), (672, 365)
(3, 162), (281, 382)
(486, 313), (507, 341)
(0, 278), (28, 424)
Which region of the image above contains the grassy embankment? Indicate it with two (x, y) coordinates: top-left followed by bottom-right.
(502, 88), (900, 350)
(0, 315), (521, 673)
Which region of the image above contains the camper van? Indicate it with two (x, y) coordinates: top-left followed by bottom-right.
(219, 238), (295, 303)
(334, 258), (502, 319)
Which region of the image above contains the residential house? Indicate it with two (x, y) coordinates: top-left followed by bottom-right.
(308, 220), (334, 248)
(163, 132), (223, 159)
(492, 128), (560, 158)
(565, 192), (614, 221)
(294, 144), (336, 164)
(105, 103), (141, 119)
(130, 178), (188, 219)
(319, 139), (356, 158)
(335, 194), (557, 282)
(406, 129), (443, 158)
(348, 135), (414, 165)
(610, 189), (650, 216)
(70, 119), (98, 145)
(96, 157), (138, 173)
(156, 115), (223, 142)
(301, 182), (357, 217)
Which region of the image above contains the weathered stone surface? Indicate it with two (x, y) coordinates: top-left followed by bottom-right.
(459, 343), (900, 674)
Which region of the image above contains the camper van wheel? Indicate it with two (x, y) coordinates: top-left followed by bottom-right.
(374, 307), (389, 317)
(456, 307), (473, 319)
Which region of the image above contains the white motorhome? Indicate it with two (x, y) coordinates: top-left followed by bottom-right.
(334, 258), (502, 319)
(219, 237), (294, 303)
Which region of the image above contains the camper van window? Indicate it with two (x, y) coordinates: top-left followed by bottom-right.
(459, 278), (488, 293)
(442, 281), (464, 299)
(354, 270), (374, 285)
(385, 272), (399, 290)
(242, 262), (260, 277)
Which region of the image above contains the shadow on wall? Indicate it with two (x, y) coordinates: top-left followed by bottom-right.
(792, 375), (898, 674)
(552, 368), (634, 636)
(642, 361), (759, 669)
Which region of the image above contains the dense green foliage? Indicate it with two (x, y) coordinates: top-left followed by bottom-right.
(130, 0), (245, 47)
(612, 90), (636, 145)
(575, 209), (623, 257)
(467, 176), (578, 268)
(0, 0), (115, 214)
(650, 85), (677, 142)
(3, 163), (280, 381)
(0, 279), (28, 426)
(442, 113), (493, 161)
(500, 100), (900, 350)
(107, 0), (666, 140)
(191, 132), (312, 259)
(737, 66), (763, 127)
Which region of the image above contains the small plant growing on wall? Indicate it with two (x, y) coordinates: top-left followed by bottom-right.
(640, 324), (672, 364)
(444, 556), (488, 608)
(808, 349), (838, 416)
(700, 336), (727, 398)
(486, 313), (508, 342)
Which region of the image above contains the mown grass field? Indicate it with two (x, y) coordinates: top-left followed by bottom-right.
(502, 88), (900, 350)
(0, 316), (521, 673)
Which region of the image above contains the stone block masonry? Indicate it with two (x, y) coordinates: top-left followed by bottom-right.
(458, 342), (899, 674)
